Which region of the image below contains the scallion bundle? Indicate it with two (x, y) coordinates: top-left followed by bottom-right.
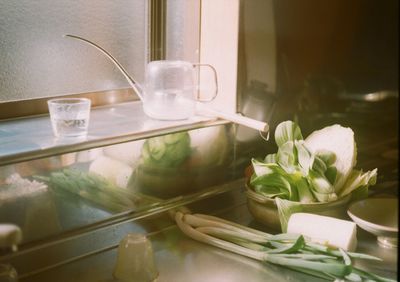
(175, 211), (394, 282)
(36, 169), (151, 212)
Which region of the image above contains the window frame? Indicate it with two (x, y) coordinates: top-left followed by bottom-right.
(0, 0), (241, 167)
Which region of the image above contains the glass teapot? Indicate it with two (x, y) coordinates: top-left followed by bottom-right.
(143, 60), (218, 120)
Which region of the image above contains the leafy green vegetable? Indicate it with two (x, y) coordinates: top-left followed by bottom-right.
(295, 140), (313, 174)
(264, 153), (277, 163)
(295, 177), (315, 204)
(315, 149), (336, 166)
(35, 169), (152, 212)
(250, 120), (378, 231)
(275, 197), (303, 232)
(251, 159), (286, 177)
(141, 132), (191, 168)
(274, 120), (304, 147)
(276, 141), (297, 172)
(338, 168), (377, 197)
(253, 173), (297, 201)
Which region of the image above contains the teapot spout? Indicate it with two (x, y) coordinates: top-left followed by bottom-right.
(64, 34), (144, 101)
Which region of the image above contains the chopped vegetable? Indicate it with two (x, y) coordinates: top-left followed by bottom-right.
(174, 211), (394, 282)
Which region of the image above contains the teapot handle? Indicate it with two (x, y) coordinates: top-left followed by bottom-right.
(192, 63), (218, 102)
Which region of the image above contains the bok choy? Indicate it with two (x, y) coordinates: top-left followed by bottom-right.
(250, 120), (377, 231)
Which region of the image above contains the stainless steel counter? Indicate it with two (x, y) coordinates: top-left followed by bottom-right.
(2, 94), (398, 282)
(16, 180), (397, 282)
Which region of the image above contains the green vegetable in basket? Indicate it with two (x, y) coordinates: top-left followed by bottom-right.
(250, 120), (378, 231)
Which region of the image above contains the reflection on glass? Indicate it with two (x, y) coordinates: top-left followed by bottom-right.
(0, 125), (234, 244)
(134, 126), (231, 198)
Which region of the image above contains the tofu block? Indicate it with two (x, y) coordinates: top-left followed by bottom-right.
(287, 213), (357, 251)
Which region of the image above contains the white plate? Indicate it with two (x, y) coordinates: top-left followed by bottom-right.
(347, 197), (398, 248)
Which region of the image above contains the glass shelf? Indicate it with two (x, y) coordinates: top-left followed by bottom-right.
(0, 101), (228, 166)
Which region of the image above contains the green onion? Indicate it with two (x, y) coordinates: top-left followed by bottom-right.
(35, 169), (154, 212)
(174, 211), (395, 282)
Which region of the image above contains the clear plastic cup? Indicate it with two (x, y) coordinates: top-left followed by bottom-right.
(113, 233), (158, 282)
(47, 98), (91, 138)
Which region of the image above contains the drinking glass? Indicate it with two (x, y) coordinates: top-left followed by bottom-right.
(47, 98), (91, 138)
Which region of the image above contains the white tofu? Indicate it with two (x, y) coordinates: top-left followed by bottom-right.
(287, 213), (357, 251)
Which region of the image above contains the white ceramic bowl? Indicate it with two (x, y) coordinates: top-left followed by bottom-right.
(347, 197), (398, 248)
